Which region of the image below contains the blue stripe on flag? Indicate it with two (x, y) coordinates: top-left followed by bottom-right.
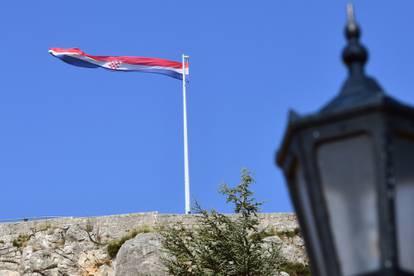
(57, 55), (100, 68)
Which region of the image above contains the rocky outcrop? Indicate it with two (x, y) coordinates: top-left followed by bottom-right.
(0, 212), (306, 276)
(114, 233), (168, 276)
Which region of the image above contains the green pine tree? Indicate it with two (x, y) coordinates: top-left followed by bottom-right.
(160, 169), (288, 276)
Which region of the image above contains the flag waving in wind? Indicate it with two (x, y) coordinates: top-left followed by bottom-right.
(49, 48), (189, 80)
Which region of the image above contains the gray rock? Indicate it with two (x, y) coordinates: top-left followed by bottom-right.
(114, 233), (168, 276)
(97, 264), (114, 276)
(0, 271), (20, 276)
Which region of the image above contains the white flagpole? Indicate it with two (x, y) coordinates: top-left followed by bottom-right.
(182, 54), (191, 214)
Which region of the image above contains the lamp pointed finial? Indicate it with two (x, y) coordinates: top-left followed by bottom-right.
(321, 3), (384, 112)
(347, 3), (355, 27)
(345, 3), (360, 40)
(342, 3), (367, 75)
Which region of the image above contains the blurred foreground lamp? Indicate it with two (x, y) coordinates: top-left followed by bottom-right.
(276, 5), (414, 276)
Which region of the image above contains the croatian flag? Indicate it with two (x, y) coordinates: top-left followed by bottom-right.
(49, 48), (189, 80)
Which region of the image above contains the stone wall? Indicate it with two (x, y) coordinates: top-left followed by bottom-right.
(0, 212), (306, 276)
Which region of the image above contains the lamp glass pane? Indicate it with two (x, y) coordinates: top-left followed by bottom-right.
(317, 135), (380, 276)
(394, 135), (414, 272)
(293, 162), (327, 276)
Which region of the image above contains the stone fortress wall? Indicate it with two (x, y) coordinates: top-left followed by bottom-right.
(0, 212), (306, 276)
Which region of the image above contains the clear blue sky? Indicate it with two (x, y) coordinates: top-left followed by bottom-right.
(1, 1), (413, 219)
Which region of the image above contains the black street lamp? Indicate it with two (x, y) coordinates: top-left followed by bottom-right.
(276, 5), (414, 276)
